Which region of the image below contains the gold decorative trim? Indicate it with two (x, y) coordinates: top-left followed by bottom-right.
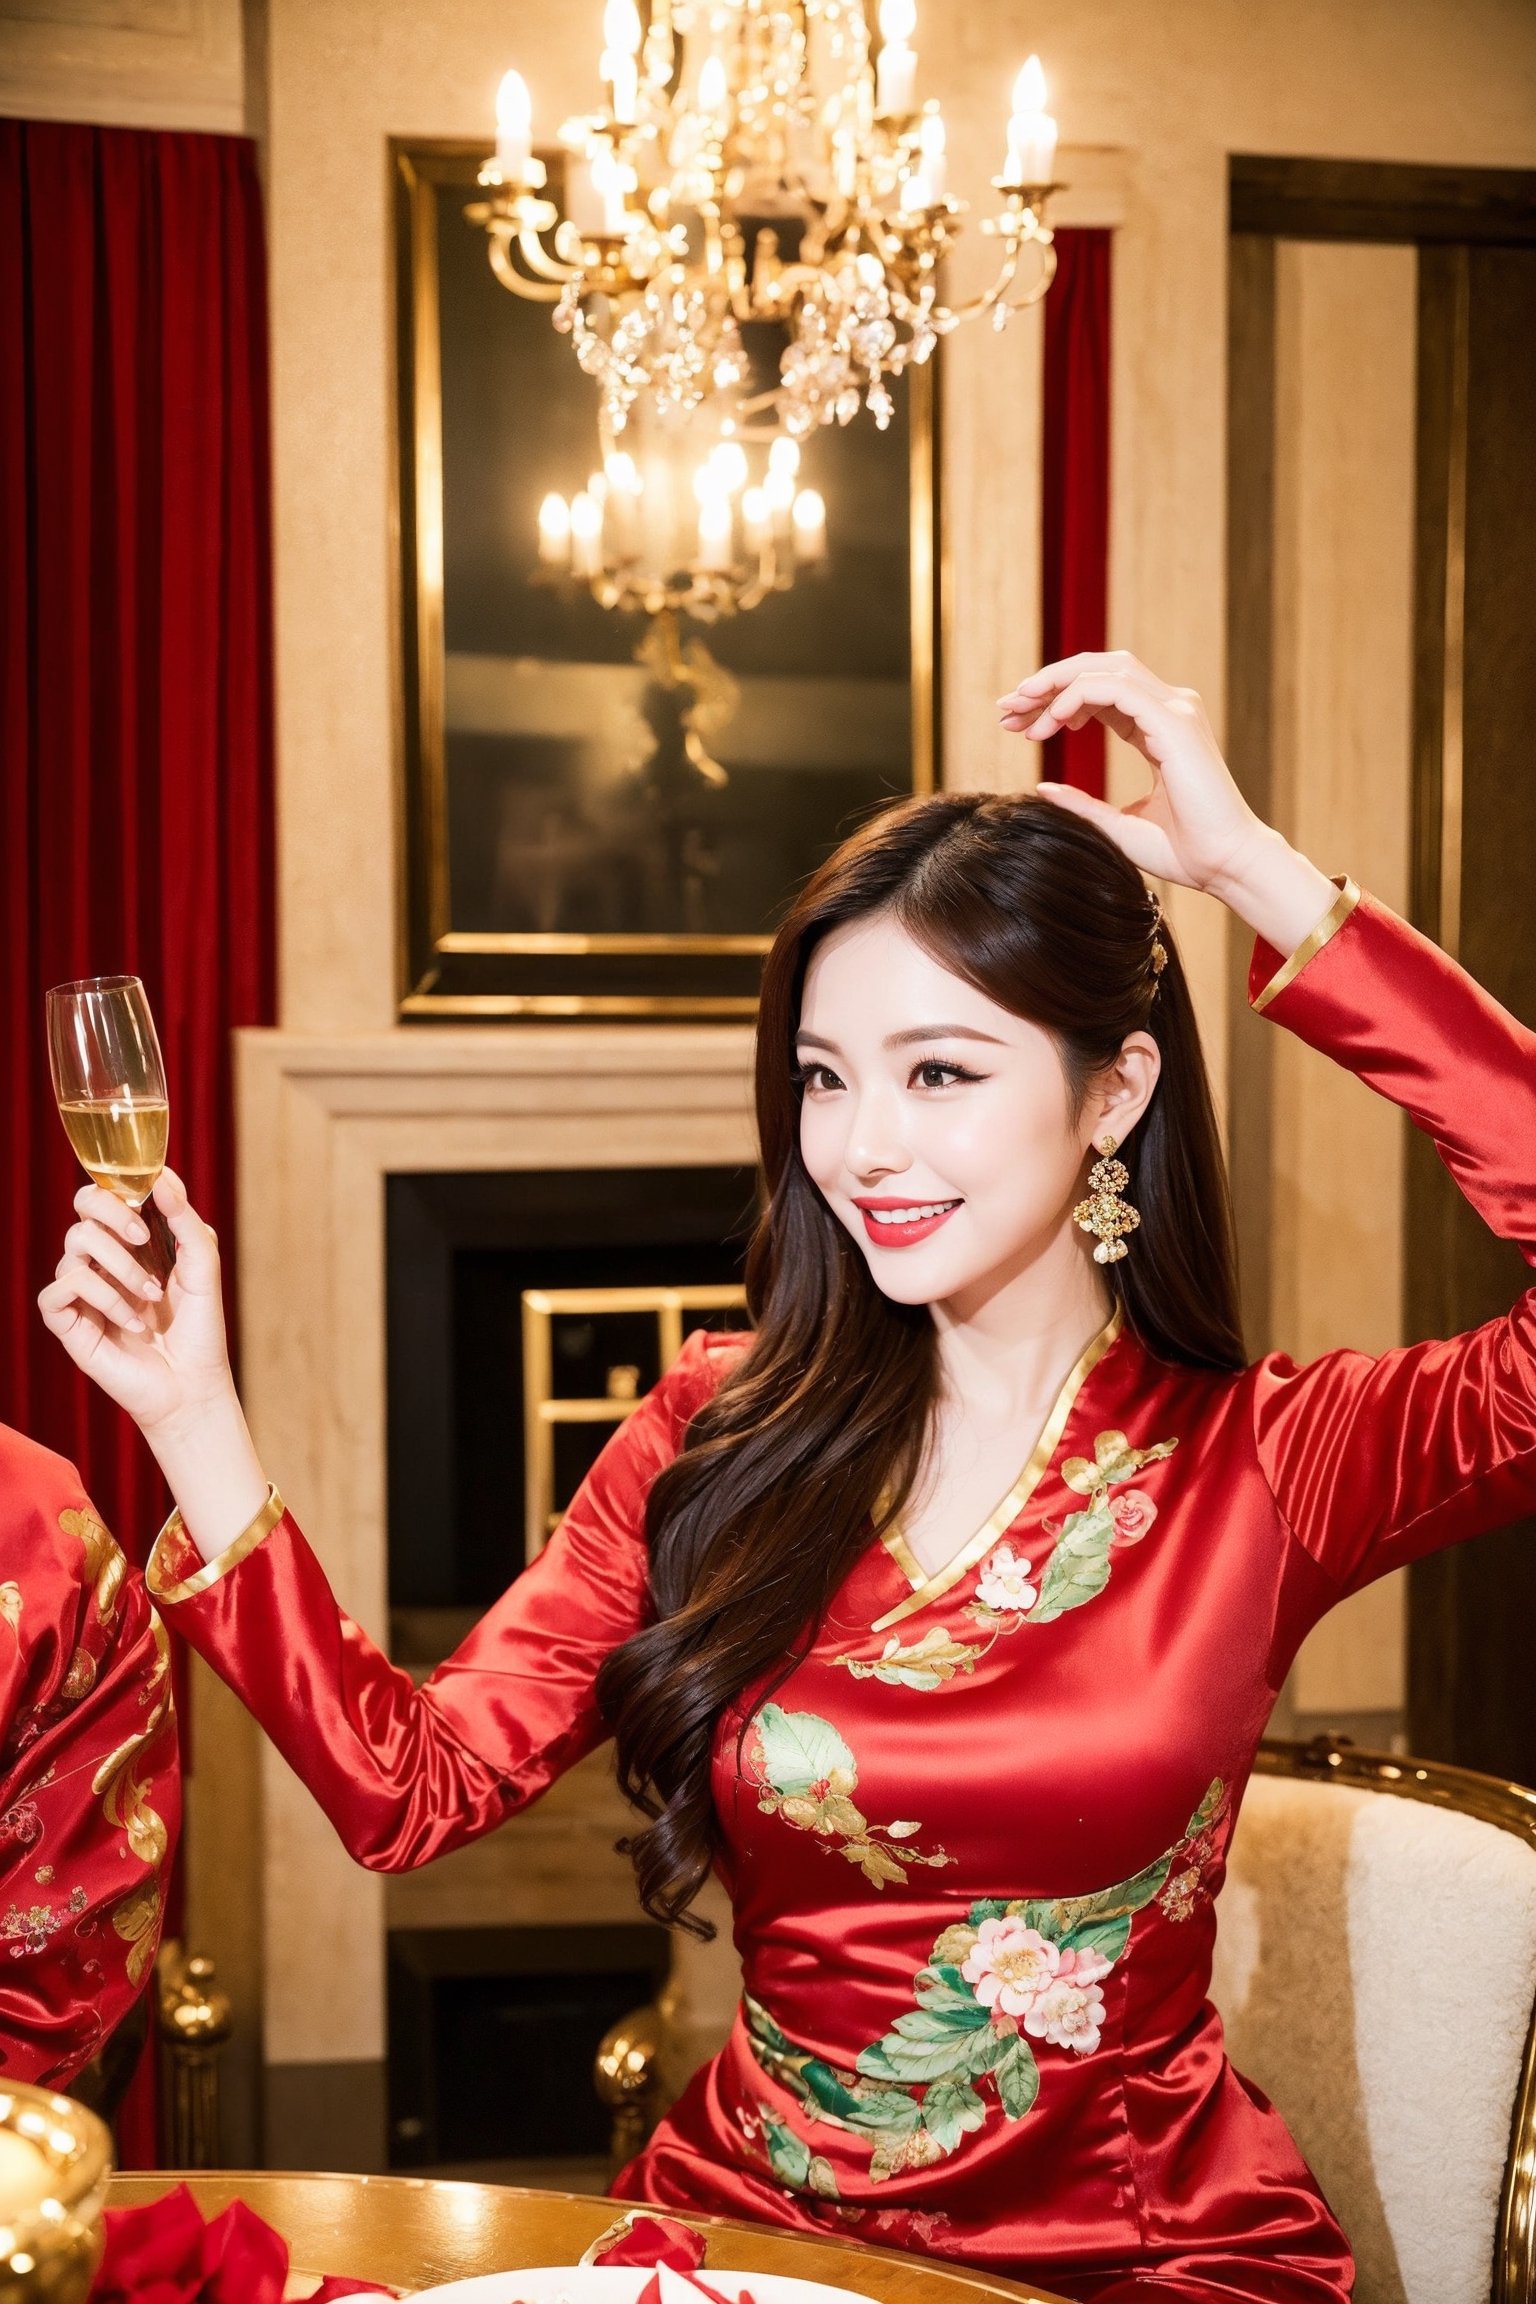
(1250, 874), (1361, 1015)
(438, 930), (773, 956)
(870, 1303), (1125, 1634)
(1255, 1736), (1536, 2304)
(146, 1486), (286, 1606)
(399, 991), (763, 1019)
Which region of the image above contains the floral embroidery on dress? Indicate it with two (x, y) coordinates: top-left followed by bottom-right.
(744, 1778), (1224, 2182)
(0, 1583), (21, 1634)
(837, 1425), (1178, 1689)
(844, 2205), (957, 2250)
(1156, 1777), (1229, 1922)
(736, 2098), (842, 2200)
(748, 1706), (953, 1889)
(0, 1801), (42, 1852)
(1, 1887), (87, 1957)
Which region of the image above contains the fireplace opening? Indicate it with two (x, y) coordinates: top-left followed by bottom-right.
(385, 1163), (757, 1664)
(387, 1921), (671, 2167)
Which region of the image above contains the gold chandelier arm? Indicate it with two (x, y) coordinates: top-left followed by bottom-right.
(485, 225), (569, 302)
(938, 226), (1057, 325)
(515, 225), (582, 285)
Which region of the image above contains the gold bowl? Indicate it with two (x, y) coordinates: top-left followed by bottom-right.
(0, 2085), (113, 2304)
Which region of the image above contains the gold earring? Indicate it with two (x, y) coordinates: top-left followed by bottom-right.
(1073, 1135), (1141, 1264)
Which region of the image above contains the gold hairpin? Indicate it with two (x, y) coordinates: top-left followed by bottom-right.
(1148, 891), (1168, 979)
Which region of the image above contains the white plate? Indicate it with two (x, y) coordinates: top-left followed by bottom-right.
(410, 2267), (877, 2304)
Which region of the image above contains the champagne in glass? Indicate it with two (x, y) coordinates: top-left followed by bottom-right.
(47, 975), (175, 1281)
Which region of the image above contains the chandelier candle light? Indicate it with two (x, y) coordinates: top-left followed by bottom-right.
(468, 0), (1062, 621)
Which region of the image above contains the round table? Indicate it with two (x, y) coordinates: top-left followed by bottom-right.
(106, 2174), (1071, 2302)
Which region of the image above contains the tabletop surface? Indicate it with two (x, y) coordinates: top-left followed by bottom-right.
(106, 2173), (1070, 2303)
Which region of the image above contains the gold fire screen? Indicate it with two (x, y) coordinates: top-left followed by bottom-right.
(522, 1284), (749, 1557)
(392, 138), (941, 1020)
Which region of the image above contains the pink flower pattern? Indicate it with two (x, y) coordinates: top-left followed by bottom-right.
(1108, 1488), (1157, 1545)
(961, 1920), (1111, 2055)
(1022, 1948), (1112, 2054)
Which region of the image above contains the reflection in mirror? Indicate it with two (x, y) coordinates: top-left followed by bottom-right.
(394, 142), (940, 1017)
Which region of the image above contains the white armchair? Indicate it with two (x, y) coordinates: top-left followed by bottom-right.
(1212, 1738), (1536, 2304)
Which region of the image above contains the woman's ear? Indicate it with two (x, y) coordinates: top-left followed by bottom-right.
(1088, 1032), (1161, 1146)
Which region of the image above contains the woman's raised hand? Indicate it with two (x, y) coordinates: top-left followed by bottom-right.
(998, 649), (1341, 956)
(37, 1167), (235, 1438)
(997, 650), (1267, 897)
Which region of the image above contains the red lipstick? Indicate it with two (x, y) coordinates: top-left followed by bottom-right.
(851, 1194), (963, 1249)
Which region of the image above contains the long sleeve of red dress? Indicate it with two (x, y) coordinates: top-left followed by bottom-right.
(145, 881), (1536, 2304)
(0, 1426), (179, 2086)
(1245, 877), (1536, 1595)
(146, 1328), (732, 1873)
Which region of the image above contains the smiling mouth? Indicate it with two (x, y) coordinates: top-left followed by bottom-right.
(853, 1197), (963, 1247)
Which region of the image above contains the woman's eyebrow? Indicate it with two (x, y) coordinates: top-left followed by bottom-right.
(885, 1025), (1008, 1048)
(794, 1024), (1008, 1052)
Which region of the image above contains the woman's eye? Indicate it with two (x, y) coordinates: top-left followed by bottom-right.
(794, 1063), (844, 1094)
(913, 1059), (979, 1089)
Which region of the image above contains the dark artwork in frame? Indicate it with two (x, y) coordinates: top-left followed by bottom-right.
(393, 140), (941, 1018)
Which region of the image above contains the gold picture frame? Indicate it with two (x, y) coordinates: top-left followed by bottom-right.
(391, 138), (943, 1021)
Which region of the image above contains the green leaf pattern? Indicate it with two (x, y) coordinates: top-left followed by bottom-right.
(749, 1703), (955, 1889)
(742, 1778), (1225, 2188)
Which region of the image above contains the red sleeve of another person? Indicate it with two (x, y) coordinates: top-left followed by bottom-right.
(0, 1424), (180, 2086)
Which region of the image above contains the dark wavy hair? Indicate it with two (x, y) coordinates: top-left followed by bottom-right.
(594, 792), (1244, 1933)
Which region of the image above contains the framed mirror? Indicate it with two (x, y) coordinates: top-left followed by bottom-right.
(393, 138), (943, 1019)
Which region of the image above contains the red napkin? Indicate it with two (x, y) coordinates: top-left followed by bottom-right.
(89, 2182), (399, 2304)
(591, 2216), (709, 2273)
(588, 2215), (755, 2304)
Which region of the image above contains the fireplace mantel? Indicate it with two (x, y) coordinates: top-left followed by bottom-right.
(214, 1023), (756, 2163)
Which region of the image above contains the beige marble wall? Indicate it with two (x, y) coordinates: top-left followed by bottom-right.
(1266, 241), (1418, 1725)
(0, 0), (244, 129)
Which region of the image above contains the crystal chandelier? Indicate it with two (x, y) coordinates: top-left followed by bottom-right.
(469, 0), (1060, 519)
(468, 2), (1059, 622)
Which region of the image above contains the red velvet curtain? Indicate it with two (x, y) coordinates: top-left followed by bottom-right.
(0, 118), (276, 2158)
(1041, 226), (1112, 797)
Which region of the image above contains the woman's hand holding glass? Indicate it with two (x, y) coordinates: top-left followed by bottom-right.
(37, 1171), (269, 1563)
(38, 1169), (229, 1430)
(997, 649), (1338, 958)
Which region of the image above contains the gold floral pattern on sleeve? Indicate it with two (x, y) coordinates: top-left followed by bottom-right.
(93, 1615), (174, 1987)
(52, 1505), (128, 1704)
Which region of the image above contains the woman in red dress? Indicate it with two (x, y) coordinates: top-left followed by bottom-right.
(40, 654), (1536, 2299)
(0, 1422), (178, 2085)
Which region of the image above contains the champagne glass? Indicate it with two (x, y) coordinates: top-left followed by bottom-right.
(47, 975), (176, 1285)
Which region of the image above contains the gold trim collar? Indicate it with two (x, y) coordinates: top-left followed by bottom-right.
(870, 1303), (1126, 1634)
(146, 1485), (286, 1606)
(1250, 874), (1361, 1015)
